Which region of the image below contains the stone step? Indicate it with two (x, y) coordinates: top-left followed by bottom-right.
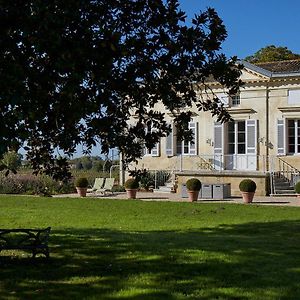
(274, 184), (294, 189)
(275, 184), (293, 189)
(274, 179), (290, 184)
(153, 184), (175, 193)
(164, 182), (174, 188)
(270, 193), (297, 197)
(153, 188), (174, 194)
(274, 189), (296, 194)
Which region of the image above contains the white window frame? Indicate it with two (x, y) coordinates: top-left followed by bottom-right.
(143, 125), (160, 157)
(227, 120), (246, 155)
(176, 122), (198, 156)
(287, 119), (300, 155)
(230, 93), (240, 107)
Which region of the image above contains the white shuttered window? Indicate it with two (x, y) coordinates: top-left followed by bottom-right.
(176, 122), (198, 155)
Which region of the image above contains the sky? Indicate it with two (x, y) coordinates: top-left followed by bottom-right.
(179, 0), (300, 59)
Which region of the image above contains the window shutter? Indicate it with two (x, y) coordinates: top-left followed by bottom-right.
(246, 119), (257, 154)
(246, 119), (257, 170)
(288, 90), (300, 105)
(151, 141), (160, 156)
(143, 126), (149, 156)
(218, 93), (229, 107)
(214, 122), (223, 155)
(150, 127), (160, 157)
(277, 119), (286, 155)
(188, 122), (198, 155)
(166, 123), (174, 156)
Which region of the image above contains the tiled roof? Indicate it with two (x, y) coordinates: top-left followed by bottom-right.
(255, 60), (300, 73)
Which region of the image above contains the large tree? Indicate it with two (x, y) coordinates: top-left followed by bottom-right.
(245, 45), (300, 63)
(1, 0), (242, 180)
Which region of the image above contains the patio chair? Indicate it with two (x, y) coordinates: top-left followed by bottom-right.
(88, 177), (105, 193)
(96, 178), (115, 195)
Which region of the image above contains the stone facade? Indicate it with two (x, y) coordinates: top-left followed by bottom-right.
(124, 60), (300, 196)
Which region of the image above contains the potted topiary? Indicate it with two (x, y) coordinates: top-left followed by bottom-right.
(125, 178), (139, 199)
(239, 179), (256, 203)
(186, 178), (201, 202)
(75, 177), (89, 197)
(294, 181), (300, 198)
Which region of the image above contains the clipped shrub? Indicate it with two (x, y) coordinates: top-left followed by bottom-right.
(186, 178), (201, 191)
(75, 177), (89, 188)
(294, 181), (300, 194)
(124, 178), (139, 190)
(239, 179), (257, 192)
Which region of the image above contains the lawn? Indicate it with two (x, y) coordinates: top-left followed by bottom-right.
(1, 196), (300, 299)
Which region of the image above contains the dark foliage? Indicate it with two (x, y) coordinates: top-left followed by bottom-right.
(75, 177), (89, 188)
(1, 0), (243, 180)
(239, 179), (257, 193)
(186, 178), (201, 191)
(245, 45), (300, 63)
(294, 181), (300, 194)
(124, 178), (139, 189)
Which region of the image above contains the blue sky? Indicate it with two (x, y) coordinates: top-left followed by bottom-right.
(179, 0), (300, 59)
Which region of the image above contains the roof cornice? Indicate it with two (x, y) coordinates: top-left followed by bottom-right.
(240, 60), (300, 78)
(240, 60), (272, 78)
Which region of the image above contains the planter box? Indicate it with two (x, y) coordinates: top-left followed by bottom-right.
(201, 184), (213, 199)
(212, 183), (231, 199)
(181, 184), (188, 198)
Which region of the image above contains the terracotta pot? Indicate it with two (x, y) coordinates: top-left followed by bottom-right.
(187, 190), (199, 202)
(126, 189), (137, 199)
(241, 191), (255, 203)
(76, 187), (88, 197)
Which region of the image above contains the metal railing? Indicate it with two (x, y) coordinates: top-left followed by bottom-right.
(145, 170), (172, 189)
(278, 157), (300, 183)
(173, 154), (269, 173)
(269, 157), (300, 194)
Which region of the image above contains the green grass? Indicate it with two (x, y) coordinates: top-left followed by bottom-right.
(1, 196), (300, 299)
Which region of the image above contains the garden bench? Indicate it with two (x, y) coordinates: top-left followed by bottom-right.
(0, 227), (51, 258)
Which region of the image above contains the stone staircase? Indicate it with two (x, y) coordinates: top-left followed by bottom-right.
(153, 181), (176, 193)
(153, 172), (177, 193)
(271, 158), (300, 196)
(272, 174), (296, 196)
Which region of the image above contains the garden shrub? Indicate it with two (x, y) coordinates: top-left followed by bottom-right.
(0, 173), (75, 195)
(239, 179), (257, 192)
(186, 178), (202, 191)
(125, 178), (139, 189)
(294, 181), (300, 194)
(75, 177), (89, 188)
(111, 185), (126, 192)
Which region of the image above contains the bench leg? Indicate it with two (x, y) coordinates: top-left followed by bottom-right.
(32, 247), (50, 259)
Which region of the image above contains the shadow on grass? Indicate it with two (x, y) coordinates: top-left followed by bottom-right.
(1, 220), (300, 299)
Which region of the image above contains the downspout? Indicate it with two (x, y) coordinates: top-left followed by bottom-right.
(266, 81), (270, 172)
(119, 151), (125, 186)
